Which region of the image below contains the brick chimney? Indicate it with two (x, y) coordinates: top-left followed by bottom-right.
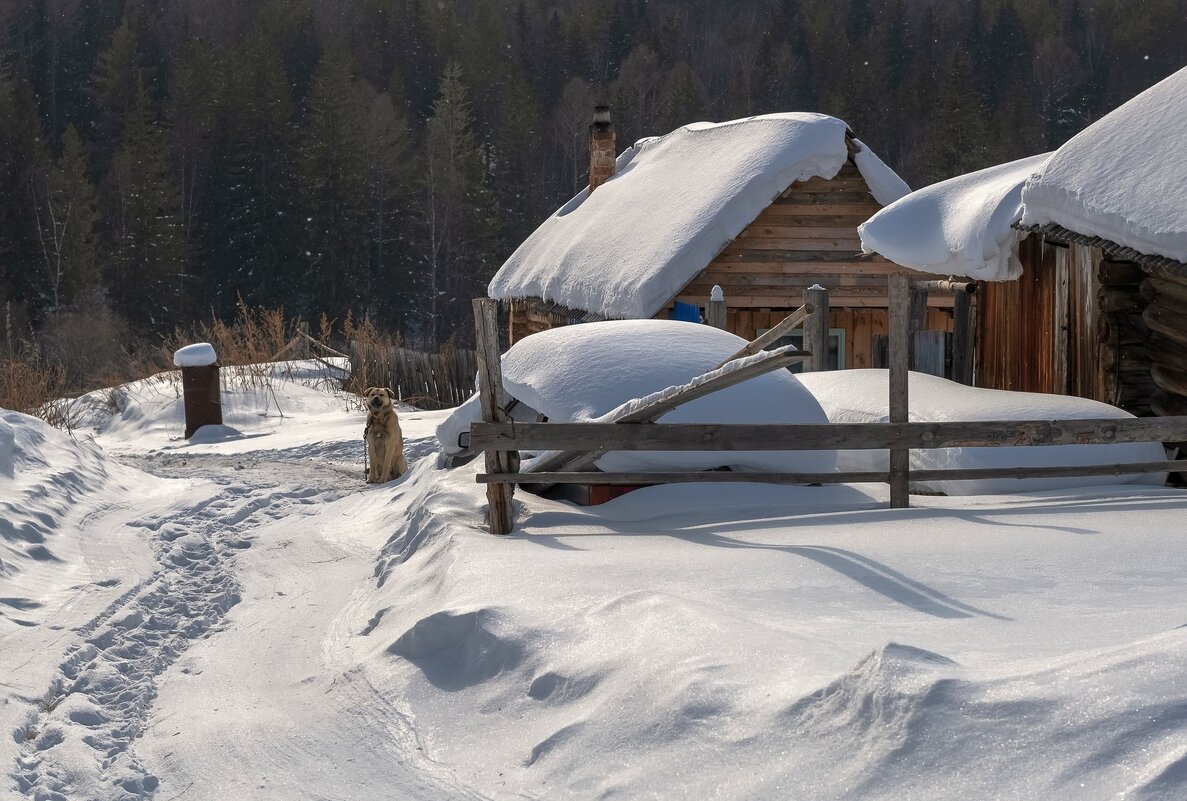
(588, 105), (616, 193)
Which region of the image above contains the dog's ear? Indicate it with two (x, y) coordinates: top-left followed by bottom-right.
(364, 386), (376, 396)
(384, 387), (395, 399)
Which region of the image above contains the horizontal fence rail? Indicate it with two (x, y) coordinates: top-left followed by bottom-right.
(470, 417), (1187, 453)
(471, 416), (1187, 500)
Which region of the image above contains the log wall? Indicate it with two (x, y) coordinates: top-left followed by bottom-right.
(1143, 262), (1187, 424)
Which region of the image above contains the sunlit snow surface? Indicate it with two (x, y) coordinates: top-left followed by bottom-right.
(4, 361), (1187, 800)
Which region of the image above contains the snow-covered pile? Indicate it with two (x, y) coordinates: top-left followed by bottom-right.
(437, 320), (836, 473)
(1021, 65), (1187, 264)
(797, 370), (1166, 494)
(489, 113), (909, 319)
(859, 153), (1050, 281)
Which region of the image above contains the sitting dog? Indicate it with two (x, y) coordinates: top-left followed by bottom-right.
(364, 387), (408, 484)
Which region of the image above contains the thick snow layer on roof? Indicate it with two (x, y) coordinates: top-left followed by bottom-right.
(859, 153), (1050, 281)
(437, 320), (835, 473)
(1020, 66), (1187, 263)
(173, 342), (217, 367)
(489, 113), (908, 319)
(796, 370), (1165, 495)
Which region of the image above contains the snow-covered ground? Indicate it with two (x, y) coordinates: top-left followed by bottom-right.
(4, 361), (1187, 800)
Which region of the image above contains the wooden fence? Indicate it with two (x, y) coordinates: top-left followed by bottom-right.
(469, 282), (1187, 535)
(349, 341), (476, 410)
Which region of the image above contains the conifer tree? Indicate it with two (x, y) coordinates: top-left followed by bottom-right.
(105, 73), (183, 329)
(299, 47), (369, 319)
(421, 62), (487, 345)
(31, 125), (101, 309)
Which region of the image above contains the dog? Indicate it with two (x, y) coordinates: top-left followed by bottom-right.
(364, 387), (408, 484)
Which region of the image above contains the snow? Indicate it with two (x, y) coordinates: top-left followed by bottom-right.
(172, 342), (217, 367)
(6, 363), (1187, 800)
(859, 153), (1051, 281)
(851, 137), (911, 206)
(1020, 65), (1187, 264)
(797, 369), (1166, 494)
(439, 320), (836, 473)
(489, 113), (909, 319)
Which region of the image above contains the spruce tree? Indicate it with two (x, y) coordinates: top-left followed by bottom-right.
(298, 47), (369, 320)
(31, 125), (101, 309)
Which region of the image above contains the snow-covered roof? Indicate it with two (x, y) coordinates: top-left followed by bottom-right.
(858, 153), (1051, 282)
(1019, 66), (1187, 265)
(489, 113), (909, 319)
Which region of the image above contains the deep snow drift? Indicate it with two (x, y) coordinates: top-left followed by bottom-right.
(5, 362), (1187, 801)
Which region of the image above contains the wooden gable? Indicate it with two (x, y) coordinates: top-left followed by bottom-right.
(673, 161), (942, 312)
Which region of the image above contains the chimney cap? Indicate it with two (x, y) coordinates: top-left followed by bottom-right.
(592, 105), (612, 125)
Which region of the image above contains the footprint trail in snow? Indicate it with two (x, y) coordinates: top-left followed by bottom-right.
(11, 458), (344, 801)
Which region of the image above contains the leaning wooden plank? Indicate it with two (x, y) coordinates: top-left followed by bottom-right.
(478, 471), (889, 485)
(522, 347), (810, 477)
(712, 304), (813, 368)
(471, 416), (1187, 453)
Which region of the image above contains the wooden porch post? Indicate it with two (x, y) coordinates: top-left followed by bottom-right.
(803, 285), (831, 371)
(706, 285), (727, 330)
(952, 289), (974, 385)
(473, 298), (515, 535)
(888, 274), (911, 509)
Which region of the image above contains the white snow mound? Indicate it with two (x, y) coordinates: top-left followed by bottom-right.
(1020, 65), (1187, 263)
(859, 153), (1050, 281)
(796, 370), (1166, 494)
(437, 320), (836, 474)
(489, 113), (908, 319)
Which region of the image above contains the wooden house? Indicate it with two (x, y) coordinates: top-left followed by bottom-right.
(488, 109), (953, 371)
(860, 65), (1187, 425)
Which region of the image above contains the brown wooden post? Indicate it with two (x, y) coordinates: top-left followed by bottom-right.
(175, 343), (223, 439)
(803, 285), (831, 371)
(952, 288), (974, 385)
(888, 274), (911, 509)
(907, 286), (928, 371)
(706, 285), (727, 330)
(473, 299), (515, 535)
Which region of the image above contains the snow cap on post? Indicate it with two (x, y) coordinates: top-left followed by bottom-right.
(173, 342), (218, 368)
(710, 285), (724, 302)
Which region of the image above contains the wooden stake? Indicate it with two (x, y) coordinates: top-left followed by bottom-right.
(473, 299), (515, 535)
(888, 273), (911, 508)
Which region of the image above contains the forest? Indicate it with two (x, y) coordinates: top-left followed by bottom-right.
(1, 0), (1185, 358)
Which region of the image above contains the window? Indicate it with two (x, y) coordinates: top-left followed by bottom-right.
(755, 327), (845, 372)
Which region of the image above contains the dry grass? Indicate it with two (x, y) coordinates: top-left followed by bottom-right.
(0, 300), (371, 429)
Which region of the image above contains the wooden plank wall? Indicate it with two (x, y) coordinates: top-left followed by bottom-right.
(975, 235), (1061, 394)
(721, 307), (951, 370)
(675, 162), (949, 311)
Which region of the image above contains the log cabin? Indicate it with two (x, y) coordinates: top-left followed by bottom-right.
(488, 108), (953, 371)
(860, 66), (1187, 433)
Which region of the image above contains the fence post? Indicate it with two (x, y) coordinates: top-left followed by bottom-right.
(707, 285), (727, 330)
(803, 284), (831, 371)
(473, 298), (515, 535)
(888, 274), (911, 508)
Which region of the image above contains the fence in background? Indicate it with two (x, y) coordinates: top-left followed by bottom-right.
(348, 341), (476, 410)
